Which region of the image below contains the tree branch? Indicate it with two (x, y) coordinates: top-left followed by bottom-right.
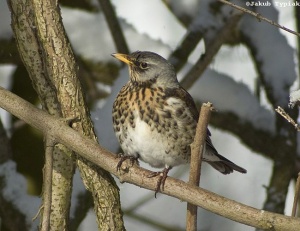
(218, 0), (300, 37)
(1, 87), (300, 230)
(7, 0), (75, 229)
(276, 106), (300, 131)
(40, 136), (55, 231)
(186, 103), (213, 231)
(8, 0), (125, 228)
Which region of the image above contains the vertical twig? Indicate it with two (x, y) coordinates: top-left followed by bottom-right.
(40, 136), (55, 231)
(292, 173), (300, 217)
(186, 102), (214, 231)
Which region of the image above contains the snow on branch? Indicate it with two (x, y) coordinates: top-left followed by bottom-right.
(240, 6), (296, 107)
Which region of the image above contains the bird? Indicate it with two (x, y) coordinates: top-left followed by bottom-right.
(112, 51), (246, 195)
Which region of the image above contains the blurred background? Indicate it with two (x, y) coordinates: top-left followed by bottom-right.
(0, 0), (299, 230)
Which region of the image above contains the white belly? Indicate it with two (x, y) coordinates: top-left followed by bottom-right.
(119, 117), (187, 168)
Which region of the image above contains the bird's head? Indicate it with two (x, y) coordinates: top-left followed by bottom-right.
(112, 51), (179, 88)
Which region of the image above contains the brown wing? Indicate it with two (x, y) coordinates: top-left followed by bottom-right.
(164, 87), (219, 154)
(164, 87), (199, 121)
(164, 86), (247, 174)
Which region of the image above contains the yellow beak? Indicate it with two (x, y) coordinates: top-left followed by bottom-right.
(112, 53), (133, 65)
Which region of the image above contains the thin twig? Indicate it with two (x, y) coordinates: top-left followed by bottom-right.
(275, 106), (300, 131)
(218, 0), (300, 37)
(292, 173), (300, 216)
(33, 206), (43, 221)
(40, 136), (56, 231)
(186, 103), (213, 231)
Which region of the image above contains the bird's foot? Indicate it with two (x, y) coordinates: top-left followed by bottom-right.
(116, 154), (139, 171)
(147, 167), (172, 198)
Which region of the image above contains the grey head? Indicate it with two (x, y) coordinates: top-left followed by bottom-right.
(112, 51), (179, 88)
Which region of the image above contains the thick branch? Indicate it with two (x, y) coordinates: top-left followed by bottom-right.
(7, 0), (75, 228)
(9, 0), (125, 228)
(1, 87), (300, 230)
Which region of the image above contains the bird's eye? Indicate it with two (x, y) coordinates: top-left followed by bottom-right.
(140, 62), (148, 69)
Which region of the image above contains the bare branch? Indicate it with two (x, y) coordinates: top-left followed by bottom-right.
(40, 136), (55, 231)
(8, 0), (75, 228)
(8, 0), (125, 228)
(275, 106), (300, 131)
(186, 103), (213, 231)
(1, 86), (300, 230)
(218, 0), (300, 37)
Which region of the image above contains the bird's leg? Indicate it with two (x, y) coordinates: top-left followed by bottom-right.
(148, 166), (172, 197)
(116, 154), (139, 171)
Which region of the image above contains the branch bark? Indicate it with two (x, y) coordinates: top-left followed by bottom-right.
(7, 0), (125, 229)
(1, 86), (300, 231)
(186, 103), (213, 231)
(7, 0), (75, 229)
(40, 136), (55, 231)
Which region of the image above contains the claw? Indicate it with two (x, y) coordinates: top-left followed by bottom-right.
(116, 154), (139, 171)
(147, 167), (172, 198)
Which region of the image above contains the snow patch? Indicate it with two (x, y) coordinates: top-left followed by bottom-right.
(0, 161), (39, 227)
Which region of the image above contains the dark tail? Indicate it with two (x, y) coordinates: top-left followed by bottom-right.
(206, 153), (247, 175)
